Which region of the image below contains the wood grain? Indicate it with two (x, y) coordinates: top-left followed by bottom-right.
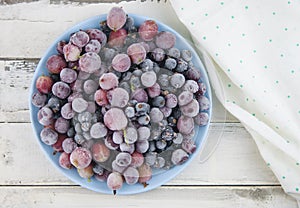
(0, 186), (297, 208)
(0, 123), (277, 185)
(0, 0), (190, 59)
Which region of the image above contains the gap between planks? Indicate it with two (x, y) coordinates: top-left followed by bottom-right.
(0, 122), (278, 186)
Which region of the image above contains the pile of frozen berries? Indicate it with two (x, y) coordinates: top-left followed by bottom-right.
(32, 7), (210, 193)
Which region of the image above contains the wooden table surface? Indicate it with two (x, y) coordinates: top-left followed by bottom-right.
(0, 0), (298, 207)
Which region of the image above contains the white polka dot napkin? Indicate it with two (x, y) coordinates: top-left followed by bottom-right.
(170, 0), (300, 203)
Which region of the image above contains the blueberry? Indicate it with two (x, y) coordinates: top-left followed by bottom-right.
(50, 74), (60, 83)
(172, 106), (182, 119)
(93, 164), (104, 175)
(158, 74), (169, 87)
(140, 59), (154, 71)
(175, 58), (188, 72)
(145, 152), (157, 166)
(119, 82), (131, 94)
(128, 26), (138, 33)
(128, 99), (138, 106)
(101, 47), (116, 62)
(132, 69), (143, 76)
(181, 49), (192, 62)
(150, 48), (165, 62)
(158, 119), (168, 131)
(74, 134), (85, 145)
(125, 106), (135, 118)
(138, 114), (150, 125)
(67, 127), (75, 138)
(167, 47), (180, 59)
(100, 20), (111, 35)
(135, 102), (150, 115)
(153, 62), (161, 73)
(124, 35), (137, 46)
(152, 96), (165, 108)
(130, 75), (141, 89)
(164, 58), (177, 70)
(112, 70), (122, 79)
(161, 126), (174, 141)
(150, 129), (162, 141)
(167, 116), (177, 127)
(149, 141), (156, 152)
(121, 71), (132, 81)
(156, 139), (167, 150)
(124, 16), (135, 30)
(47, 96), (61, 113)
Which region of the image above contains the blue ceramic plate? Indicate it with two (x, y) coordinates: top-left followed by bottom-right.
(29, 13), (212, 195)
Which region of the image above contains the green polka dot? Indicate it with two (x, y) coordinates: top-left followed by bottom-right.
(242, 33), (246, 37)
(264, 65), (268, 69)
(181, 7), (184, 10)
(296, 162), (299, 165)
(291, 69), (295, 73)
(272, 12), (276, 15)
(288, 1), (291, 4)
(203, 36), (206, 40)
(267, 163), (271, 166)
(228, 84), (232, 87)
(240, 60), (243, 63)
(269, 39), (273, 42)
(275, 80), (279, 84)
(245, 6), (249, 10)
(253, 49), (257, 53)
(228, 43), (231, 47)
(296, 188), (299, 192)
(246, 98), (249, 101)
(284, 28), (288, 31)
(258, 22), (261, 26)
(220, 1), (224, 5)
(232, 101), (236, 104)
(276, 126), (279, 129)
(287, 95), (291, 98)
(280, 54), (284, 57)
(216, 25), (220, 29)
(282, 176), (286, 179)
(297, 43), (299, 47)
(252, 113), (256, 116)
(240, 84), (243, 88)
(191, 22), (194, 25)
(287, 140), (290, 143)
(298, 110), (300, 114)
(231, 16), (235, 19)
(205, 13), (208, 17)
(227, 68), (231, 72)
(215, 53), (219, 56)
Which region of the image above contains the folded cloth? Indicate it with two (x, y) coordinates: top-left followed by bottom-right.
(169, 0), (300, 203)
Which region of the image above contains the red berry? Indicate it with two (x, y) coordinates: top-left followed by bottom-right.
(138, 20), (158, 41)
(46, 55), (67, 74)
(52, 134), (67, 153)
(36, 75), (53, 94)
(108, 29), (127, 47)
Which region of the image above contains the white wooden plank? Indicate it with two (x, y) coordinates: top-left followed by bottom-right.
(0, 0), (189, 59)
(0, 186), (297, 208)
(0, 60), (237, 123)
(0, 123), (278, 185)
